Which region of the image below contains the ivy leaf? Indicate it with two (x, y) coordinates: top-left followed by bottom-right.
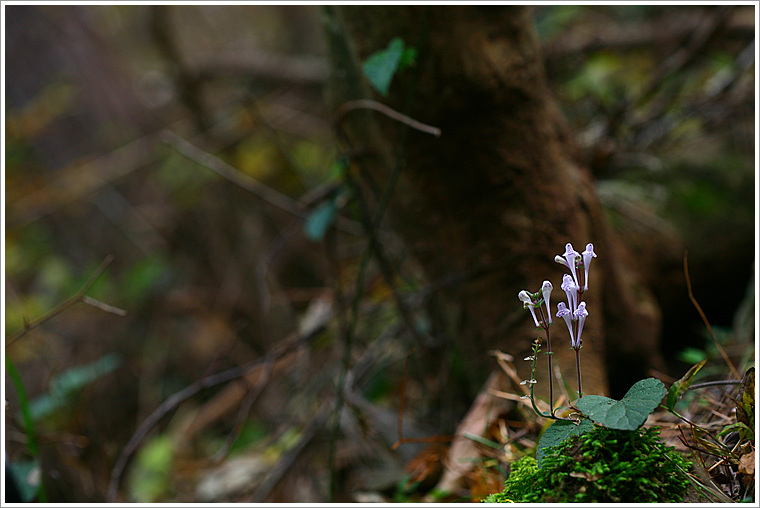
(363, 37), (414, 96)
(536, 418), (593, 468)
(666, 359), (707, 410)
(575, 378), (667, 431)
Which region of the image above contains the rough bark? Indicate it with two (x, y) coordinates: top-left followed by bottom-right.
(324, 5), (663, 398)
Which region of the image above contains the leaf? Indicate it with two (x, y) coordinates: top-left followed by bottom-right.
(716, 422), (752, 439)
(29, 354), (121, 421)
(363, 37), (407, 96)
(737, 367), (755, 429)
(304, 200), (338, 241)
(463, 432), (500, 450)
(666, 359), (707, 410)
(536, 418), (594, 468)
(575, 378), (667, 431)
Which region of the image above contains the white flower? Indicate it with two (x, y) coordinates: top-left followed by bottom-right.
(556, 301), (574, 346)
(562, 243), (581, 288)
(581, 243), (597, 291)
(541, 280), (553, 324)
(573, 302), (589, 348)
(561, 273), (578, 314)
(518, 290), (540, 328)
(554, 255), (570, 269)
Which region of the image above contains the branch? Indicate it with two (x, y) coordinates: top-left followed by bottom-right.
(334, 99), (442, 139)
(5, 255), (124, 348)
(683, 251), (740, 380)
(159, 130), (364, 237)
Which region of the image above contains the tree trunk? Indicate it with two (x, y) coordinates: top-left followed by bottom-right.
(324, 5), (663, 399)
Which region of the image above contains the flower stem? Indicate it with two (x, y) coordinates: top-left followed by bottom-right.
(545, 325), (555, 417)
(575, 347), (583, 398)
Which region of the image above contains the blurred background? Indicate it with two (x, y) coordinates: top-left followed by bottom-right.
(3, 4), (755, 502)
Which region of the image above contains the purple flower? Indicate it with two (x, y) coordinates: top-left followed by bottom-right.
(581, 243), (597, 291)
(556, 302), (574, 346)
(541, 280), (553, 324)
(518, 290), (540, 328)
(562, 243), (581, 288)
(561, 274), (578, 314)
(573, 302), (589, 348)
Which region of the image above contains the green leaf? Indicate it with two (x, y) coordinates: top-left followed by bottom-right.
(29, 354), (121, 421)
(737, 367), (755, 429)
(536, 418), (593, 468)
(575, 378), (667, 431)
(363, 37), (406, 96)
(716, 422), (752, 439)
(666, 359), (707, 410)
(304, 200), (339, 241)
(463, 432), (501, 450)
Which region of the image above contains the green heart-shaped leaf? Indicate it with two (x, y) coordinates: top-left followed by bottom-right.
(536, 418), (594, 468)
(575, 378), (666, 430)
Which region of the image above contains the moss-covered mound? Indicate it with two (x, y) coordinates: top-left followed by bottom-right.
(484, 425), (692, 503)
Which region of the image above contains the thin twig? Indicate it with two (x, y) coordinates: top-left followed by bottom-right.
(688, 379), (742, 390)
(6, 255), (119, 348)
(160, 130), (303, 216)
(161, 130), (364, 238)
(334, 99), (442, 138)
(683, 251), (740, 379)
(81, 296), (128, 317)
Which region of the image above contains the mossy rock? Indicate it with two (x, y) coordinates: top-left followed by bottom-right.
(484, 425), (692, 503)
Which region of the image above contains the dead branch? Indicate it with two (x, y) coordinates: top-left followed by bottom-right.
(5, 255), (124, 348)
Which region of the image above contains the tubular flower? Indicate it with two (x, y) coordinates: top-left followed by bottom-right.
(556, 302), (574, 346)
(541, 280), (553, 324)
(562, 243), (581, 287)
(554, 254), (570, 269)
(561, 273), (578, 314)
(573, 302), (589, 348)
(518, 290), (540, 328)
(581, 243), (597, 291)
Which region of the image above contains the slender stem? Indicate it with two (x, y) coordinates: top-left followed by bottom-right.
(534, 304), (555, 416)
(575, 347), (583, 398)
(684, 251), (740, 380)
(688, 379), (742, 390)
(527, 341), (545, 418)
(525, 338), (573, 422)
(545, 324), (555, 417)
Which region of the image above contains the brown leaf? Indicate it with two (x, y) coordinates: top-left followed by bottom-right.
(738, 450), (755, 476)
(404, 443), (446, 491)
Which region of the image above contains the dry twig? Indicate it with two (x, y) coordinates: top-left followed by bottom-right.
(5, 255), (125, 348)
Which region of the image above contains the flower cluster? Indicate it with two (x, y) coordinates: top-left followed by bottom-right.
(554, 243), (596, 349)
(515, 241), (598, 408)
(517, 280), (553, 330)
(517, 242), (597, 349)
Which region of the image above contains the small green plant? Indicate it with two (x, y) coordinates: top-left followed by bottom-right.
(484, 425), (691, 503)
(487, 242), (694, 502)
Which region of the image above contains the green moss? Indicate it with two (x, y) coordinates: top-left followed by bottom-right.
(484, 425), (692, 503)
